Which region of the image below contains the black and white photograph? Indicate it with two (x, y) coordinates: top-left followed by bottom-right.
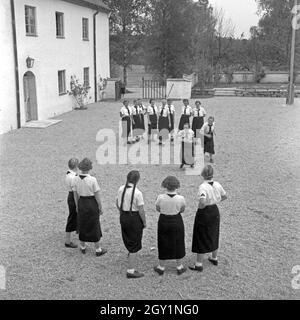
(0, 0), (299, 309)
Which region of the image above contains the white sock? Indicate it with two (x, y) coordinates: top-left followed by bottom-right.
(177, 264), (184, 270)
(127, 269), (135, 274)
(80, 246), (86, 250)
(196, 262), (203, 267)
(210, 256), (218, 261)
(95, 248), (102, 253)
(157, 265), (165, 271)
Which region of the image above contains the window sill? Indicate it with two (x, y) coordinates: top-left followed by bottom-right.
(26, 34), (38, 37)
(56, 36), (65, 39)
(83, 38), (89, 41)
(59, 92), (67, 96)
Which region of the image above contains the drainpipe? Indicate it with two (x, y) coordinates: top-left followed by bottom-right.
(10, 0), (21, 128)
(93, 9), (100, 102)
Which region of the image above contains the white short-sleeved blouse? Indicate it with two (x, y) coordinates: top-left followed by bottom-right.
(117, 183), (144, 212)
(155, 193), (186, 215)
(198, 181), (226, 206)
(72, 174), (100, 197)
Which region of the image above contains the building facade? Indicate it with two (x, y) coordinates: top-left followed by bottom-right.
(0, 0), (110, 134)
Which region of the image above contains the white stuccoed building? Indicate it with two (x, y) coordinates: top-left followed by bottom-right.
(0, 0), (110, 134)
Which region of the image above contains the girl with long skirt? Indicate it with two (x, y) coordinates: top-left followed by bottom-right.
(147, 99), (158, 143)
(178, 122), (195, 169)
(189, 165), (227, 272)
(73, 158), (107, 256)
(202, 116), (215, 163)
(158, 99), (170, 145)
(116, 170), (147, 279)
(178, 99), (192, 131)
(192, 100), (206, 139)
(167, 99), (175, 143)
(132, 100), (144, 142)
(154, 176), (187, 276)
(120, 100), (133, 145)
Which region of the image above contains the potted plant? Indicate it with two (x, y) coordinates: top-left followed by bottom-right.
(69, 75), (90, 109)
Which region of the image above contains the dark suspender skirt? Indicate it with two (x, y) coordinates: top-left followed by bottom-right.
(158, 213), (185, 260)
(78, 196), (102, 242)
(192, 117), (204, 138)
(122, 116), (131, 138)
(180, 139), (195, 165)
(65, 191), (77, 232)
(148, 114), (158, 134)
(192, 204), (220, 254)
(178, 114), (190, 130)
(120, 211), (144, 253)
(158, 115), (169, 140)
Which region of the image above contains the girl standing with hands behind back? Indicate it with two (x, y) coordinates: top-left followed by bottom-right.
(154, 176), (187, 276)
(117, 170), (146, 279)
(189, 165), (227, 272)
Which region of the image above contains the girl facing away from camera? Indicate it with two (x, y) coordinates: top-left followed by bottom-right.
(72, 158), (107, 256)
(189, 165), (227, 272)
(154, 176), (187, 276)
(116, 170), (147, 279)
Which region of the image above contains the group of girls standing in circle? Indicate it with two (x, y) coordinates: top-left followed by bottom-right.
(64, 158), (227, 279)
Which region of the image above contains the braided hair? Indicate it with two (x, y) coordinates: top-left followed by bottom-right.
(120, 170), (140, 213)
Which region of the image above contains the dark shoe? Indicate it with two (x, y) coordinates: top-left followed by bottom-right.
(154, 266), (164, 276)
(65, 242), (78, 248)
(208, 257), (218, 266)
(80, 247), (86, 254)
(177, 267), (187, 275)
(96, 248), (107, 257)
(190, 164), (194, 168)
(127, 271), (144, 279)
(127, 141), (133, 145)
(188, 265), (203, 272)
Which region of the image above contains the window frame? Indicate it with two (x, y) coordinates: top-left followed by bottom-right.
(55, 11), (65, 38)
(82, 17), (89, 41)
(83, 67), (90, 88)
(25, 5), (37, 36)
(58, 70), (66, 95)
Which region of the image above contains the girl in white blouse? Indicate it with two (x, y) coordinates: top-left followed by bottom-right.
(147, 99), (158, 143)
(120, 100), (133, 145)
(178, 99), (192, 130)
(154, 176), (187, 276)
(189, 165), (227, 272)
(73, 158), (107, 257)
(192, 100), (206, 139)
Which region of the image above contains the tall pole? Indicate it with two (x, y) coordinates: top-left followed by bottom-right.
(287, 0), (298, 105)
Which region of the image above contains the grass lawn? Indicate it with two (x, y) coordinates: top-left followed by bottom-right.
(0, 97), (299, 300)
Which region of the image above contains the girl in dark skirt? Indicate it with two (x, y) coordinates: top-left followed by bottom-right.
(132, 100), (144, 142)
(189, 165), (227, 272)
(154, 176), (187, 276)
(120, 100), (133, 145)
(116, 170), (146, 279)
(192, 100), (206, 139)
(178, 99), (192, 131)
(167, 99), (175, 143)
(203, 116), (215, 163)
(73, 158), (107, 256)
(65, 158), (79, 248)
(178, 122), (195, 169)
(158, 99), (170, 145)
(137, 98), (146, 133)
(147, 99), (158, 143)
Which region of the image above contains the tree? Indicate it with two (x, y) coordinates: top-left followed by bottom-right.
(103, 0), (153, 85)
(255, 0), (296, 69)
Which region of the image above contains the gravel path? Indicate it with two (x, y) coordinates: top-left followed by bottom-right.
(0, 97), (299, 300)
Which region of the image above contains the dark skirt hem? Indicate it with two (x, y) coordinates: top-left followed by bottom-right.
(178, 114), (190, 130)
(158, 213), (185, 260)
(192, 205), (220, 254)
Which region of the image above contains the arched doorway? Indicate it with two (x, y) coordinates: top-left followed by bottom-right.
(23, 71), (38, 122)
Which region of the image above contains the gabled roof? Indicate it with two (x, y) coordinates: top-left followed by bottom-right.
(62, 0), (110, 13)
